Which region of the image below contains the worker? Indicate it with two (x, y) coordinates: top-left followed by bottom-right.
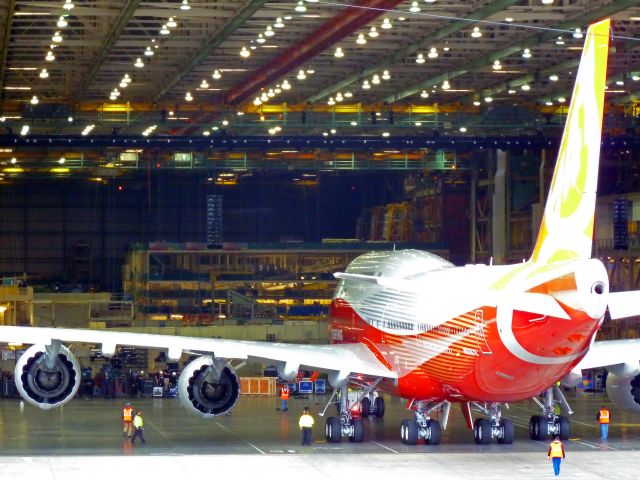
(122, 402), (134, 437)
(131, 410), (146, 444)
(547, 436), (565, 476)
(597, 405), (610, 440)
(279, 384), (290, 411)
(298, 406), (314, 446)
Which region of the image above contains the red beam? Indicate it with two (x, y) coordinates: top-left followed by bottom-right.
(225, 0), (404, 105)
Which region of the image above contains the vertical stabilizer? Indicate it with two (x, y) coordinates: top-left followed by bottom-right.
(530, 19), (610, 264)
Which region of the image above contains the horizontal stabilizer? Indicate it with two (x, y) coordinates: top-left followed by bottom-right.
(607, 291), (640, 319)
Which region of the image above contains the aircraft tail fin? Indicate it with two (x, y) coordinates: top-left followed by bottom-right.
(530, 19), (610, 264)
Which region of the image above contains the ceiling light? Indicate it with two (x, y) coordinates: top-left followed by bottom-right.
(10, 157), (16, 164)
(473, 100), (481, 106)
(409, 2), (420, 13)
(459, 127), (467, 133)
(39, 68), (49, 79)
(119, 81), (127, 88)
(58, 157), (66, 164)
(67, 116), (73, 122)
(442, 80), (450, 90)
(428, 47), (438, 59)
(334, 47), (344, 58)
(414, 122), (422, 126)
(20, 125), (29, 136)
(30, 95), (39, 105)
(123, 74), (131, 83)
(63, 0), (74, 10)
(545, 101), (553, 106)
(632, 75), (640, 81)
(264, 26), (275, 37)
(362, 80), (370, 89)
(484, 96), (492, 103)
(573, 28), (583, 39)
(160, 24), (170, 35)
(522, 48), (532, 59)
(52, 31), (63, 42)
(306, 69), (315, 74)
(212, 69), (222, 80)
(521, 84), (531, 91)
(222, 120), (229, 126)
(508, 89), (516, 94)
(330, 128), (336, 134)
(181, 0), (190, 10)
(557, 97), (566, 103)
(335, 92), (343, 102)
(350, 121), (358, 126)
(267, 89), (275, 97)
(240, 46), (250, 58)
(200, 80), (209, 89)
(356, 34), (367, 45)
(256, 34), (266, 44)
(381, 18), (392, 29)
(261, 92), (269, 102)
(328, 97), (335, 106)
(45, 51), (55, 61)
(372, 74), (381, 85)
(549, 74), (559, 81)
(381, 70), (390, 80)
(297, 70), (306, 80)
(555, 36), (564, 45)
(57, 16), (68, 27)
(203, 130), (210, 136)
(541, 0), (553, 4)
(282, 80), (291, 90)
(369, 26), (379, 38)
(185, 91), (193, 101)
(416, 53), (425, 64)
(274, 18), (285, 28)
(382, 132), (390, 137)
(471, 27), (482, 38)
(344, 91), (352, 98)
(134, 58), (144, 68)
(144, 46), (154, 57)
(616, 80), (624, 86)
(492, 60), (502, 70)
(505, 17), (513, 22)
(420, 90), (429, 98)
(253, 97), (262, 106)
(167, 17), (177, 28)
(295, 1), (307, 13)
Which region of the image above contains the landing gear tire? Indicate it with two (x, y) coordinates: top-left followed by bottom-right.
(374, 396), (385, 418)
(474, 418), (492, 445)
(349, 418), (364, 443)
(325, 416), (342, 443)
(361, 397), (371, 418)
(426, 419), (441, 445)
(529, 415), (545, 441)
(401, 419), (418, 445)
(557, 415), (570, 441)
(497, 418), (514, 444)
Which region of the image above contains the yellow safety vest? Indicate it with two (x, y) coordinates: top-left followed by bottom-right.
(123, 407), (133, 422)
(549, 441), (563, 458)
(299, 413), (314, 428)
(133, 415), (143, 429)
(599, 409), (610, 424)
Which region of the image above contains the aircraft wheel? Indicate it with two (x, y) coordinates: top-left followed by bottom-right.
(349, 418), (364, 443)
(475, 419), (492, 445)
(325, 416), (342, 443)
(497, 418), (514, 444)
(473, 418), (483, 444)
(529, 415), (544, 441)
(425, 419), (441, 445)
(400, 419), (418, 445)
(361, 397), (371, 418)
(374, 396), (385, 418)
(557, 415), (570, 441)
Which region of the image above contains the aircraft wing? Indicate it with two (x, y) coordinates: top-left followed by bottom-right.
(0, 326), (396, 380)
(573, 338), (640, 372)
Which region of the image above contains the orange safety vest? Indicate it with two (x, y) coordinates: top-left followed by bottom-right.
(123, 406), (133, 422)
(548, 441), (564, 458)
(599, 408), (610, 424)
(280, 386), (290, 400)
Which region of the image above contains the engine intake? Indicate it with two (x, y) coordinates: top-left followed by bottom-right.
(15, 343), (80, 410)
(606, 372), (640, 413)
(178, 356), (240, 418)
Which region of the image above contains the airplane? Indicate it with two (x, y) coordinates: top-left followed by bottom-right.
(1, 18), (640, 447)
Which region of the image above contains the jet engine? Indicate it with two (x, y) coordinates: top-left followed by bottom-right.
(178, 355), (240, 418)
(14, 343), (80, 410)
(606, 372), (640, 413)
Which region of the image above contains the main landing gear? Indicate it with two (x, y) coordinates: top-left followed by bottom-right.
(471, 403), (514, 445)
(324, 384), (366, 443)
(528, 386), (571, 441)
(360, 392), (385, 418)
(400, 401), (444, 445)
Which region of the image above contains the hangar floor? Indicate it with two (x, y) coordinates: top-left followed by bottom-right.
(0, 389), (637, 479)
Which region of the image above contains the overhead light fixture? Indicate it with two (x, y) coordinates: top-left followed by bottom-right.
(381, 18), (392, 29)
(267, 89), (275, 97)
(256, 34), (266, 44)
(557, 97), (566, 103)
(274, 17), (285, 28)
(328, 97), (335, 106)
(119, 80), (127, 88)
(167, 17), (177, 28)
(264, 26), (275, 37)
(369, 26), (379, 38)
(160, 24), (170, 35)
(371, 74), (380, 85)
(281, 79), (291, 90)
(508, 89), (516, 94)
(616, 80), (624, 86)
(295, 1), (307, 13)
(253, 96), (262, 106)
(356, 33), (367, 45)
(442, 80), (450, 90)
(52, 31), (63, 42)
(45, 51), (55, 61)
(63, 0), (74, 11)
(420, 90), (429, 98)
(240, 46), (250, 58)
(144, 46), (154, 57)
(522, 48), (532, 59)
(362, 80), (370, 90)
(350, 121), (358, 126)
(473, 100), (481, 106)
(297, 70), (306, 80)
(212, 69), (222, 80)
(416, 53), (425, 64)
(549, 74), (559, 81)
(203, 130), (210, 136)
(185, 91), (193, 101)
(344, 91), (353, 98)
(555, 36), (564, 45)
(200, 80), (209, 89)
(334, 47), (344, 58)
(471, 26), (482, 38)
(573, 28), (583, 39)
(261, 92), (269, 102)
(505, 17), (513, 22)
(39, 68), (49, 79)
(134, 58), (144, 68)
(222, 120), (229, 126)
(484, 96), (493, 103)
(545, 101), (553, 106)
(492, 60), (502, 70)
(381, 70), (390, 80)
(30, 95), (39, 105)
(10, 157), (17, 164)
(335, 92), (344, 102)
(632, 75), (640, 81)
(20, 125), (29, 136)
(428, 47), (438, 59)
(58, 157), (66, 164)
(459, 127), (467, 133)
(521, 84), (531, 91)
(541, 0), (553, 4)
(180, 0), (190, 10)
(382, 132), (390, 138)
(57, 16), (68, 28)
(409, 2), (420, 13)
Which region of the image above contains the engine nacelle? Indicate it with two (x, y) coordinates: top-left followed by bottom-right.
(15, 343), (80, 410)
(178, 355), (240, 418)
(606, 372), (640, 413)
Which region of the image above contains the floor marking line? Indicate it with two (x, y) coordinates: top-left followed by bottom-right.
(215, 422), (266, 455)
(370, 441), (399, 453)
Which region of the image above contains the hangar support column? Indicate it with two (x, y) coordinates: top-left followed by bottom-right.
(492, 150), (508, 264)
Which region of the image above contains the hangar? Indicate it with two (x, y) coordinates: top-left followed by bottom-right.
(1, 1), (640, 477)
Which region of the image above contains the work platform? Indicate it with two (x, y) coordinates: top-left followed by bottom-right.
(0, 389), (637, 479)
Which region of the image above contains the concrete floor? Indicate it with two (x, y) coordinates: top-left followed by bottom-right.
(0, 389), (638, 479)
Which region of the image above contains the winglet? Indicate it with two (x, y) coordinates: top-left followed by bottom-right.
(530, 19), (610, 264)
